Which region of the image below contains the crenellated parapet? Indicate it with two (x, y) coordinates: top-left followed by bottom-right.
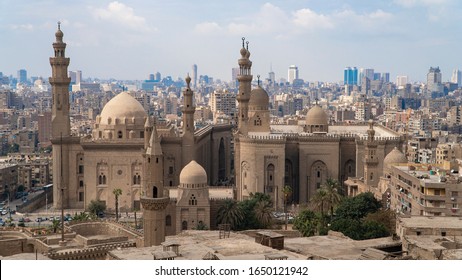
(140, 196), (170, 211)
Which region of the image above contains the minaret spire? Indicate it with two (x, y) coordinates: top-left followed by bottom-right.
(50, 22), (71, 139)
(236, 37), (253, 135)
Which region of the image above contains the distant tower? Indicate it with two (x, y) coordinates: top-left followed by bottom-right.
(344, 67), (358, 85)
(17, 69), (27, 84)
(427, 66), (442, 93)
(181, 75), (196, 167)
(451, 69), (462, 88)
(50, 22), (72, 209)
(363, 120), (379, 187)
(192, 64), (197, 88)
(236, 38), (252, 134)
(141, 121), (169, 246)
(288, 65), (299, 84)
(268, 64), (275, 84)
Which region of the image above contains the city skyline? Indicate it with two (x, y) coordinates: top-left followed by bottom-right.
(1, 0), (462, 83)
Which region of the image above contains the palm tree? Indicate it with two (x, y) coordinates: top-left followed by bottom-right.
(113, 188), (122, 222)
(323, 178), (343, 219)
(282, 185), (292, 230)
(254, 199), (273, 229)
(50, 219), (61, 233)
(216, 199), (244, 230)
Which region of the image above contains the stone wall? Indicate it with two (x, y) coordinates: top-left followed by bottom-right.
(16, 187), (53, 213)
(46, 241), (136, 260)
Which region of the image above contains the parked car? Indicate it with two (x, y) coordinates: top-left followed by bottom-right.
(35, 217), (43, 222)
(24, 217), (31, 222)
(1, 210), (7, 215)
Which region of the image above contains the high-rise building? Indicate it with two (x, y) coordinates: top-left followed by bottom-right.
(288, 65), (299, 84)
(268, 65), (275, 84)
(192, 64), (197, 88)
(17, 69), (27, 84)
(451, 69), (462, 88)
(382, 73), (390, 83)
(396, 76), (409, 88)
(38, 111), (52, 148)
(344, 67), (358, 85)
(427, 66), (442, 93)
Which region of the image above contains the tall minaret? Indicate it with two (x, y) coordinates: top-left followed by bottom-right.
(144, 116), (153, 150)
(236, 37), (252, 135)
(364, 119), (379, 187)
(50, 22), (71, 139)
(181, 75), (195, 167)
(50, 22), (71, 209)
(141, 122), (169, 246)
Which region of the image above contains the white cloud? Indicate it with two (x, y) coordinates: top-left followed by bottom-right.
(91, 1), (153, 32)
(9, 24), (35, 31)
(227, 3), (289, 35)
(194, 22), (222, 34)
(394, 0), (450, 7)
(292, 8), (334, 30)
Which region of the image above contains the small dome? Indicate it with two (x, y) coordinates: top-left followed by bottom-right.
(384, 147), (407, 165)
(179, 160), (207, 186)
(306, 105), (328, 126)
(99, 92), (147, 125)
(249, 86), (269, 108)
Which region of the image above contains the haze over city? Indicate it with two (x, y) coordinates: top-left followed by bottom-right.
(1, 0), (461, 82)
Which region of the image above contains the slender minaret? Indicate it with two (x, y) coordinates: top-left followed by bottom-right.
(50, 22), (71, 209)
(144, 116), (153, 150)
(364, 119), (379, 187)
(236, 37), (252, 135)
(141, 121), (169, 246)
(181, 75), (195, 167)
(50, 22), (71, 139)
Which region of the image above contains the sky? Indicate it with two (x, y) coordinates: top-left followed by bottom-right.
(1, 0), (461, 83)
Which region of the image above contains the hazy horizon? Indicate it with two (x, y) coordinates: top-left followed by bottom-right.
(1, 0), (461, 83)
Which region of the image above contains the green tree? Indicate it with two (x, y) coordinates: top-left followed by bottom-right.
(216, 199), (244, 230)
(17, 185), (25, 192)
(330, 192), (389, 240)
(113, 188), (122, 222)
(50, 219), (61, 233)
(88, 200), (106, 217)
(310, 187), (329, 222)
(254, 199), (273, 229)
(364, 209), (396, 235)
(322, 178), (343, 218)
(293, 209), (319, 237)
(335, 192), (381, 220)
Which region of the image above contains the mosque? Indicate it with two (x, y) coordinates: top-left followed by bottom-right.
(49, 25), (404, 246)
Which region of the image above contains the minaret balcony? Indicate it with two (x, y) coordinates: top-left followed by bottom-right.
(140, 196), (169, 211)
(363, 158), (379, 164)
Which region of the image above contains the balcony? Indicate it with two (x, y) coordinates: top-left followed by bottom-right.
(424, 195), (446, 201)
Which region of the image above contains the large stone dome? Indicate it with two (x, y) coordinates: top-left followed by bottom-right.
(179, 160), (207, 187)
(306, 105), (328, 126)
(384, 147), (407, 166)
(249, 86), (269, 109)
(99, 92), (147, 125)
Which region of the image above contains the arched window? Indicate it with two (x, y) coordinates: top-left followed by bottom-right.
(117, 131), (123, 138)
(137, 175), (141, 184)
(98, 175), (103, 185)
(133, 175), (137, 185)
(166, 215), (172, 226)
(189, 194), (197, 206)
(153, 186), (158, 198)
(103, 175), (107, 184)
(182, 221), (188, 230)
(370, 172), (374, 180)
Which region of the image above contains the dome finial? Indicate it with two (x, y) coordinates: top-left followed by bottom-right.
(257, 75), (260, 86)
(58, 21), (61, 30)
(185, 74), (191, 89)
(246, 41), (249, 50)
(242, 37), (245, 48)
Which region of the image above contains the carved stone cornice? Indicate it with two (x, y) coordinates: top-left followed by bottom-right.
(140, 196), (169, 211)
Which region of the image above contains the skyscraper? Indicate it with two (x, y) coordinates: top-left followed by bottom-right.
(396, 76), (409, 88)
(427, 67), (442, 93)
(344, 67), (358, 85)
(288, 65), (299, 84)
(17, 69), (27, 84)
(192, 64), (197, 88)
(451, 69), (462, 87)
